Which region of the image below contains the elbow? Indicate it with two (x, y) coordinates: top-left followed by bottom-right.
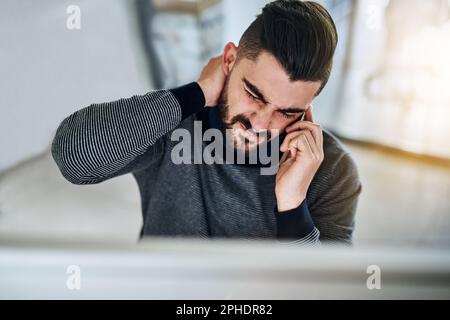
(52, 148), (100, 185)
(51, 120), (99, 185)
(51, 135), (84, 185)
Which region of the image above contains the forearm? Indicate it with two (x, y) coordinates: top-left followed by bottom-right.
(52, 82), (205, 184)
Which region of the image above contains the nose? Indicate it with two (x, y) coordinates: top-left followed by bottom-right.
(250, 107), (273, 132)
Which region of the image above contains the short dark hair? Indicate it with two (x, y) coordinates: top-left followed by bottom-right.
(238, 0), (338, 95)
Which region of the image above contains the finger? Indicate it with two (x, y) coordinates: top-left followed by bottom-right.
(299, 130), (321, 160)
(286, 119), (319, 133)
(280, 131), (304, 152)
(290, 134), (314, 162)
(279, 149), (296, 170)
(279, 148), (290, 165)
(280, 141), (299, 163)
(285, 122), (323, 146)
(305, 105), (314, 122)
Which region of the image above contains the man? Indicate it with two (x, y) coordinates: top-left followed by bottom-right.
(52, 0), (361, 245)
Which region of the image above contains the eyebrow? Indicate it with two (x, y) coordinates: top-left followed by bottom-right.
(242, 77), (308, 113)
(243, 78), (268, 104)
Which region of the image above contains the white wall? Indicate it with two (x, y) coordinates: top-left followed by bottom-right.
(0, 0), (152, 171)
(331, 0), (450, 158)
(222, 0), (270, 44)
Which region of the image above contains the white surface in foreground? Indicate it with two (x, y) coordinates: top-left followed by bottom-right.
(0, 239), (449, 300)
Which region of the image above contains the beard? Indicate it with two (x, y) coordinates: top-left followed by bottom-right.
(216, 77), (273, 153)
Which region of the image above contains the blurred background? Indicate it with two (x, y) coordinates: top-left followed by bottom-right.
(0, 0), (449, 249)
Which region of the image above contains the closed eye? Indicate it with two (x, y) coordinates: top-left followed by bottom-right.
(244, 88), (260, 101)
(278, 111), (298, 119)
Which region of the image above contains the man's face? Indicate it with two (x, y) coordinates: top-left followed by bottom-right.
(217, 50), (322, 152)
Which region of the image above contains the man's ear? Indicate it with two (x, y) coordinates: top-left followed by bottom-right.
(222, 42), (238, 76)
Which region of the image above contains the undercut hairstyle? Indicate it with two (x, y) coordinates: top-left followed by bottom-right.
(238, 0), (338, 95)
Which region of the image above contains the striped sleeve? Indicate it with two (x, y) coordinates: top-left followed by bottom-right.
(52, 83), (205, 185)
(310, 152), (362, 245)
(278, 228), (321, 247)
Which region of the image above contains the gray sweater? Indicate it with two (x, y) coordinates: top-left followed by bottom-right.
(52, 83), (362, 244)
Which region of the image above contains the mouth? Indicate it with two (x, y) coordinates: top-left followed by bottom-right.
(239, 122), (248, 132)
(238, 122), (256, 141)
